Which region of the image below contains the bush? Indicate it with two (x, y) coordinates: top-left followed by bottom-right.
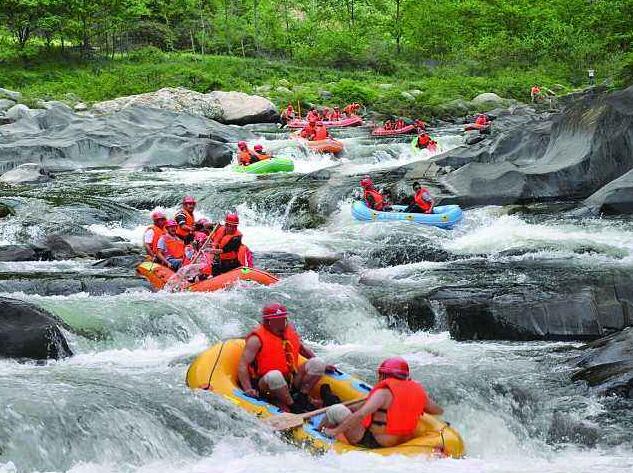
(330, 79), (379, 106)
(615, 52), (633, 88)
(127, 46), (166, 63)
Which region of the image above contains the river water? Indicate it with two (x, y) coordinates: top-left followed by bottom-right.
(1, 126), (632, 473)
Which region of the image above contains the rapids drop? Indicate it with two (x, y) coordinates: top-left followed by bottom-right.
(1, 127), (632, 473)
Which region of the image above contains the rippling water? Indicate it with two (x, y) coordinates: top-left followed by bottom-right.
(1, 127), (632, 472)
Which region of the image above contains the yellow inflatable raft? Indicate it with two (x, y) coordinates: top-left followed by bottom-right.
(186, 339), (465, 458)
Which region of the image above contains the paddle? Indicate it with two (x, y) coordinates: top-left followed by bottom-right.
(263, 397), (366, 431)
(189, 223), (220, 266)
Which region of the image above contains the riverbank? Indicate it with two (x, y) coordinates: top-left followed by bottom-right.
(1, 49), (577, 119)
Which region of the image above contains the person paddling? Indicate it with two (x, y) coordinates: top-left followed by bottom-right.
(143, 210), (167, 258)
(238, 141), (259, 166)
(210, 213), (253, 275)
(253, 144), (272, 161)
(174, 195), (197, 244)
(156, 220), (185, 270)
(405, 182), (434, 214)
(238, 303), (330, 412)
(330, 106), (342, 121)
(320, 357), (443, 448)
(360, 176), (391, 211)
(300, 117), (318, 140)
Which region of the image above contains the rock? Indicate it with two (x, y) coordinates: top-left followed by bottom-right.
(400, 92), (415, 101)
(368, 289), (436, 332)
(275, 86), (291, 95)
(0, 277), (151, 296)
(319, 90), (332, 99)
(0, 163), (52, 184)
(37, 101), (72, 111)
(5, 104), (31, 121)
(572, 327), (633, 398)
(92, 255), (146, 269)
(0, 88), (22, 102)
(378, 84), (393, 90)
(0, 105), (250, 172)
(439, 98), (470, 117)
(578, 169), (633, 215)
(45, 234), (123, 259)
(0, 297), (72, 359)
(0, 99), (15, 112)
(440, 86), (633, 205)
(92, 87), (223, 120)
(471, 92), (505, 107)
(0, 245), (37, 262)
(207, 90), (278, 125)
(74, 102), (88, 112)
(0, 202), (15, 218)
(409, 89), (422, 97)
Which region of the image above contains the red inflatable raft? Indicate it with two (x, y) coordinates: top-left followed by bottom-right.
(136, 261), (279, 292)
(287, 116), (363, 129)
(371, 124), (417, 137)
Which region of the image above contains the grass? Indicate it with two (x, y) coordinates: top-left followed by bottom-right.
(0, 44), (584, 119)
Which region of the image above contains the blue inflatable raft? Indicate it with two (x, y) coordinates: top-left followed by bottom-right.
(352, 201), (463, 229)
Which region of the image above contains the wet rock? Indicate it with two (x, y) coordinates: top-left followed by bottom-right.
(0, 99), (15, 112)
(366, 237), (452, 266)
(0, 276), (151, 296)
(45, 234), (128, 259)
(471, 92), (506, 107)
(0, 88), (21, 102)
(0, 105), (251, 172)
(0, 245), (37, 262)
(572, 327), (633, 398)
(0, 202), (14, 218)
(92, 255), (146, 269)
(74, 102), (88, 112)
(5, 104), (32, 121)
(547, 411), (599, 447)
(255, 251), (305, 275)
(578, 168), (633, 215)
(304, 255), (342, 270)
(208, 90), (279, 125)
(0, 163), (52, 184)
(369, 289), (436, 332)
(441, 85), (633, 205)
(0, 297), (73, 360)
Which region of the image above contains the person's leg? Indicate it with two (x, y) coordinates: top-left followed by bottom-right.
(324, 404), (366, 445)
(259, 370), (293, 411)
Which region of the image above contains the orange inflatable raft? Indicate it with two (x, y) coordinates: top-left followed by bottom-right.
(136, 261), (279, 292)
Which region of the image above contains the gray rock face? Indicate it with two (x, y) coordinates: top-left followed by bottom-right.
(0, 163), (52, 184)
(45, 234), (135, 259)
(573, 327), (633, 398)
(5, 104), (32, 121)
(0, 105), (252, 172)
(0, 99), (15, 112)
(0, 297), (72, 360)
(471, 92), (506, 107)
(0, 87), (22, 102)
(91, 87), (279, 125)
(0, 276), (151, 296)
(0, 245), (38, 262)
(579, 169), (633, 215)
(440, 86), (633, 206)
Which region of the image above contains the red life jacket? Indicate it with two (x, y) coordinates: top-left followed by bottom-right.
(362, 378), (428, 436)
(239, 150), (253, 166)
(531, 86), (540, 95)
(247, 324), (301, 378)
(213, 226), (244, 263)
(145, 225), (164, 254)
(314, 125), (328, 140)
(161, 234), (185, 259)
(175, 209), (195, 239)
(475, 115), (488, 126)
(330, 111), (341, 121)
(300, 125), (316, 139)
(417, 134), (430, 148)
(414, 188), (434, 213)
(364, 189), (386, 211)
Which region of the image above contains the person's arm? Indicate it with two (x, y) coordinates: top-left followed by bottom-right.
(238, 336), (262, 397)
(299, 341), (315, 359)
(324, 389), (389, 437)
(175, 213), (194, 233)
(156, 238), (172, 268)
(143, 229), (155, 256)
(424, 397), (444, 415)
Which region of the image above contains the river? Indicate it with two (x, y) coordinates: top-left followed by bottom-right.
(1, 125), (632, 473)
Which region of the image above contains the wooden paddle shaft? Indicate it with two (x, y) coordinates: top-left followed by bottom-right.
(297, 397), (366, 421)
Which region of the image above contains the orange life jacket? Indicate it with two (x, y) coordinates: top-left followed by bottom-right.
(174, 209), (195, 239)
(161, 234), (185, 259)
(314, 125), (328, 140)
(364, 189), (386, 211)
(475, 115), (488, 126)
(330, 111), (341, 121)
(254, 153), (271, 162)
(300, 125), (316, 139)
(145, 224), (164, 254)
(414, 188), (434, 213)
(212, 226), (244, 263)
(247, 324), (301, 378)
(417, 135), (431, 148)
(239, 150), (253, 166)
(362, 378), (428, 436)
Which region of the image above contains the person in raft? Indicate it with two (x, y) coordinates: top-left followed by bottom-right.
(181, 232), (215, 281)
(319, 357), (443, 448)
(414, 132), (437, 150)
(143, 209), (167, 258)
(281, 104), (296, 123)
(210, 212), (253, 275)
(300, 117), (329, 141)
(156, 219), (185, 270)
(306, 107), (320, 122)
(405, 182), (434, 214)
(252, 144), (272, 161)
(237, 141), (260, 166)
(330, 106), (342, 121)
(360, 176), (392, 211)
(174, 195), (197, 244)
(238, 303), (332, 412)
(343, 103), (361, 117)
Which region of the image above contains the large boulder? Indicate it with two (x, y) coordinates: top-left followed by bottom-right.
(0, 87), (22, 102)
(471, 92), (506, 107)
(0, 105), (252, 171)
(572, 328), (633, 398)
(0, 99), (15, 112)
(45, 234), (135, 259)
(5, 104), (32, 121)
(0, 297), (72, 359)
(578, 169), (633, 215)
(91, 87), (278, 125)
(0, 245), (37, 262)
(441, 86), (633, 205)
(0, 163), (52, 184)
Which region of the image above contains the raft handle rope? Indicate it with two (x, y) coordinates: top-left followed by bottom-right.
(205, 340), (226, 390)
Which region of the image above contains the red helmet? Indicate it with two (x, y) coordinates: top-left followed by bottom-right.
(254, 144), (263, 152)
(262, 303), (288, 320)
(150, 210), (166, 221)
(378, 357), (410, 379)
(238, 141), (247, 150)
(225, 213), (239, 226)
(165, 219), (177, 228)
(182, 195), (196, 205)
(360, 176), (374, 189)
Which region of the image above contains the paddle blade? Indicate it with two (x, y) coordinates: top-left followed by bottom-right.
(263, 413), (304, 431)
